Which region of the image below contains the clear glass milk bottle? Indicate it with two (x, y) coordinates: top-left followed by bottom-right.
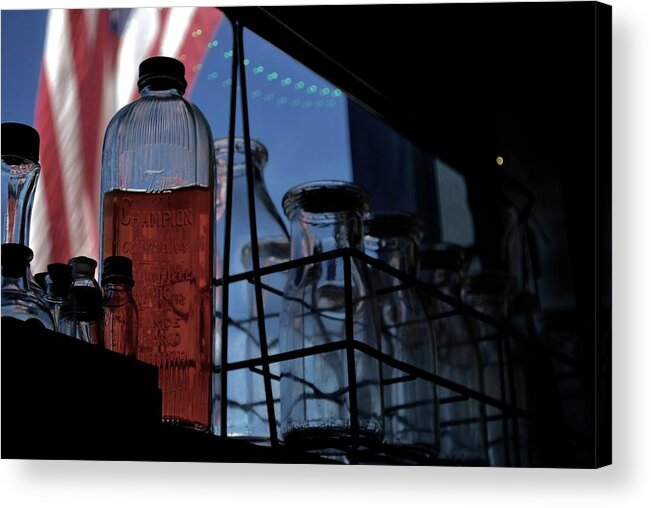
(213, 137), (289, 440)
(419, 244), (488, 464)
(100, 56), (215, 430)
(364, 212), (439, 453)
(279, 181), (383, 450)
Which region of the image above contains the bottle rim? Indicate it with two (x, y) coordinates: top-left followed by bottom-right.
(214, 137), (268, 175)
(363, 211), (424, 243)
(282, 180), (369, 217)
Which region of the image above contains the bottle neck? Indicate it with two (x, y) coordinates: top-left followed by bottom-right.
(1, 156), (40, 246)
(103, 280), (133, 293)
(1, 272), (29, 292)
(139, 86), (183, 98)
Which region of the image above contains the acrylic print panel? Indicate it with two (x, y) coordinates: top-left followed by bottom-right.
(0, 2), (611, 468)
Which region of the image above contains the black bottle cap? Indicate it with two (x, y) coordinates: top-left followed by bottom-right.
(46, 263), (73, 295)
(68, 256), (97, 277)
(102, 255), (134, 287)
(1, 122), (40, 163)
(1, 243), (33, 278)
(137, 56), (187, 94)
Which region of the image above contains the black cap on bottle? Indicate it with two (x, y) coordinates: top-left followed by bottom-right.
(102, 255), (134, 287)
(68, 256), (97, 277)
(137, 56), (187, 94)
(46, 263), (73, 295)
(1, 122), (40, 163)
(1, 243), (33, 278)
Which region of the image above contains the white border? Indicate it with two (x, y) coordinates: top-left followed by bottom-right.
(1, 0), (650, 507)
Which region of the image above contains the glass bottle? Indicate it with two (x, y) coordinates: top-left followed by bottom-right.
(59, 286), (104, 346)
(68, 256), (100, 289)
(419, 244), (487, 464)
(364, 212), (438, 453)
(461, 271), (527, 467)
(279, 181), (383, 450)
(1, 243), (55, 330)
(213, 137), (289, 440)
(101, 56), (214, 430)
(1, 122), (43, 296)
(102, 256), (138, 358)
(44, 263), (73, 332)
(34, 272), (48, 293)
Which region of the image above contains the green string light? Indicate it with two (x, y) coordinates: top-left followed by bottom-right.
(253, 65), (264, 75)
(267, 72), (279, 81)
(281, 78), (292, 86)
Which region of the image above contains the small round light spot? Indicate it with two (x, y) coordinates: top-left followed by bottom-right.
(320, 87), (330, 96)
(243, 59), (250, 66)
(267, 72), (279, 81)
(253, 65), (264, 74)
(294, 81), (305, 90)
(264, 93), (275, 102)
(281, 78), (292, 86)
(196, 29), (202, 36)
(496, 156), (504, 166)
(307, 85), (317, 94)
(332, 88), (342, 97)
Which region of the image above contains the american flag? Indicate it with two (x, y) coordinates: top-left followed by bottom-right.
(31, 7), (223, 272)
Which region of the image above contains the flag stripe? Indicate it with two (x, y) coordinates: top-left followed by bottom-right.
(160, 7), (197, 61)
(32, 7), (223, 271)
(176, 7), (223, 96)
(45, 10), (96, 261)
(117, 8), (161, 108)
(34, 66), (71, 265)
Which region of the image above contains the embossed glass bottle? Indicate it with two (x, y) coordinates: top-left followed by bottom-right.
(213, 138), (289, 440)
(101, 56), (215, 430)
(364, 212), (438, 453)
(279, 181), (383, 450)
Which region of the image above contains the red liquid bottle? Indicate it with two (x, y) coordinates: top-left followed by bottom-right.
(100, 57), (215, 430)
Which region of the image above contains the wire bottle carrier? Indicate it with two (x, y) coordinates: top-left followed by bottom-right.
(213, 15), (588, 466)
